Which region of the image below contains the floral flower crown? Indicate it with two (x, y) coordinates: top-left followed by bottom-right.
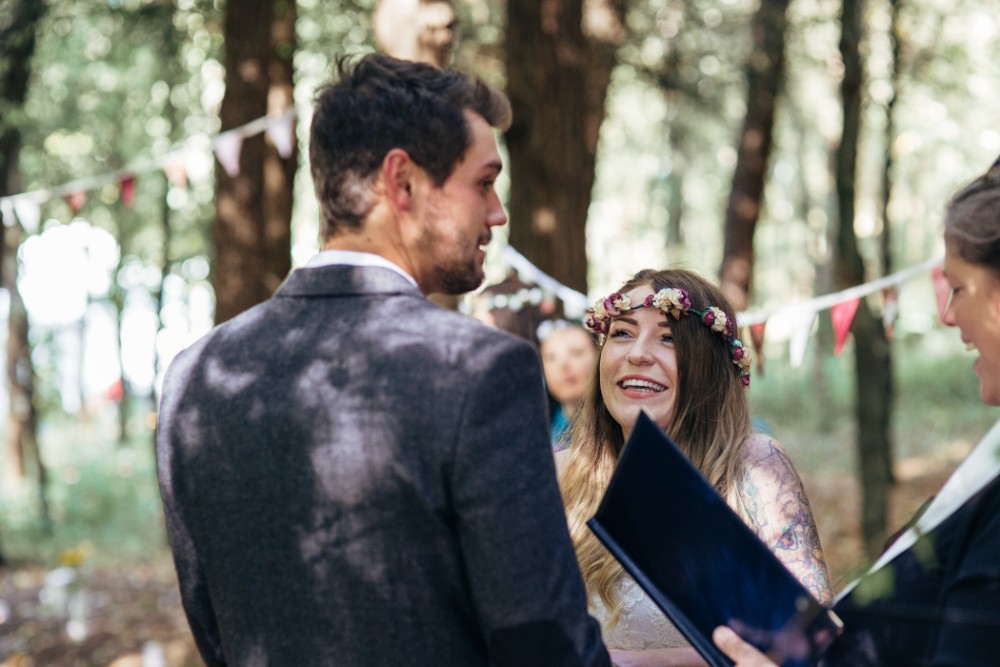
(584, 288), (752, 387)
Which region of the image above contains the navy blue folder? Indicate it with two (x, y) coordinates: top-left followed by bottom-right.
(587, 412), (842, 666)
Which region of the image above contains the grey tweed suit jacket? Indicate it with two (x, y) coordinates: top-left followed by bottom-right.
(156, 264), (610, 667)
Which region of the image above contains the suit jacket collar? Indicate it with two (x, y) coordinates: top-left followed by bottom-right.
(276, 264), (425, 299)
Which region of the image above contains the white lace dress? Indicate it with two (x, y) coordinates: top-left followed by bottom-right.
(590, 574), (688, 650)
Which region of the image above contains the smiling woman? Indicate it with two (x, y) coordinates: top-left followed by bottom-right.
(557, 268), (830, 667)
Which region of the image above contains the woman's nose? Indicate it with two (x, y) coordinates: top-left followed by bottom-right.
(941, 289), (957, 326)
(625, 341), (653, 365)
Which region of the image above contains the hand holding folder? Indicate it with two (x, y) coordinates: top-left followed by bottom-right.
(587, 412), (843, 667)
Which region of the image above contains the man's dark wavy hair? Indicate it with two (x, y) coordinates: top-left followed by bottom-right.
(309, 53), (511, 240)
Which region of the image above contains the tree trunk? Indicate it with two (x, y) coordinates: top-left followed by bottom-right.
(262, 1), (296, 301)
(874, 0), (904, 485)
(1, 0), (47, 525)
(504, 0), (627, 294)
(213, 0), (296, 324)
(719, 0), (792, 311)
(836, 0), (893, 560)
(3, 222), (49, 528)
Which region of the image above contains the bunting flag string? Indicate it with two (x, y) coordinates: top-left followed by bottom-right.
(737, 257), (943, 326)
(500, 245), (591, 317)
(2, 104), (944, 366)
(498, 246), (943, 366)
(0, 107), (297, 233)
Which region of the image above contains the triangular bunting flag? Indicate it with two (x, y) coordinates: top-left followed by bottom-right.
(749, 321), (766, 377)
(120, 175), (136, 207)
(66, 191), (87, 215)
(265, 112), (296, 159)
(1, 198), (15, 227)
(831, 298), (861, 356)
(931, 265), (951, 322)
(881, 287), (899, 339)
(12, 198), (41, 233)
(789, 312), (816, 369)
(213, 130), (243, 177)
(163, 152), (189, 188)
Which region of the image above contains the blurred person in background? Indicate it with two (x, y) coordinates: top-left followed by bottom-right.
(538, 320), (598, 451)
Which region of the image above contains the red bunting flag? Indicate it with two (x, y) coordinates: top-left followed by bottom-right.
(749, 322), (766, 377)
(119, 175), (136, 207)
(831, 298), (860, 356)
(931, 265), (951, 322)
(66, 191), (87, 215)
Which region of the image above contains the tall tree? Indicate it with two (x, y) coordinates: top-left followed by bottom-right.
(504, 0), (628, 294)
(213, 0), (297, 324)
(1, 0), (49, 528)
(835, 0), (893, 559)
(718, 0), (792, 310)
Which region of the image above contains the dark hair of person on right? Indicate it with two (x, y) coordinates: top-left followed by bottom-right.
(309, 53), (511, 240)
(944, 156), (1000, 274)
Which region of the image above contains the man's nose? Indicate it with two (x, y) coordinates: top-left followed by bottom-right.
(487, 190), (507, 228)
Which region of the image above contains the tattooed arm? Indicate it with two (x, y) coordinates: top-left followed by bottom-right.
(737, 434), (833, 605)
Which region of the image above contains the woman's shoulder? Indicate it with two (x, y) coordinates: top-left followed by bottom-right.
(738, 431), (793, 469)
(736, 431), (807, 497)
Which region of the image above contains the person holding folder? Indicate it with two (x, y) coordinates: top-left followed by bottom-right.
(714, 157), (1000, 665)
(557, 268), (832, 666)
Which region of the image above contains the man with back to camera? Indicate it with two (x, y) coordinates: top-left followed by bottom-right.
(155, 54), (611, 666)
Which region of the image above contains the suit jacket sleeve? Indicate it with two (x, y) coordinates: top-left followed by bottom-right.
(156, 350), (228, 667)
(450, 338), (610, 667)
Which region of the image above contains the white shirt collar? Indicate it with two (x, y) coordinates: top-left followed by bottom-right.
(304, 249), (418, 289)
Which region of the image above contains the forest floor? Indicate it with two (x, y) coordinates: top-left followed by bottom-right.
(0, 458), (958, 667)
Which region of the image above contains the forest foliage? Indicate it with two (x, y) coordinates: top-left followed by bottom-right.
(1, 0), (999, 564)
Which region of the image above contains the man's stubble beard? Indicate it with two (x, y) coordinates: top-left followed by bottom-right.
(432, 258), (484, 295)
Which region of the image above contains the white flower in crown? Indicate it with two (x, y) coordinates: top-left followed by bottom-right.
(605, 292), (631, 316)
(651, 288), (691, 319)
(703, 306), (729, 333)
(591, 299), (608, 321)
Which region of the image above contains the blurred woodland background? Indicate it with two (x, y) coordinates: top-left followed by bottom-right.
(1, 0), (999, 664)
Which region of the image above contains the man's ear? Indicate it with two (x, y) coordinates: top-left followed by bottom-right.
(381, 148), (417, 211)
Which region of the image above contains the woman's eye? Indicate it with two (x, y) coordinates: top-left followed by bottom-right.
(661, 335), (674, 344)
(609, 328), (631, 338)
